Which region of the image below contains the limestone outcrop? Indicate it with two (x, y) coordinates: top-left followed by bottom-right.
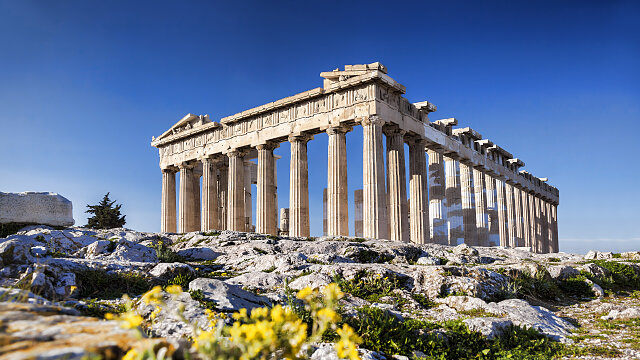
(0, 192), (74, 227)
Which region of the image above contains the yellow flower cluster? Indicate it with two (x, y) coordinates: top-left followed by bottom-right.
(193, 283), (361, 360)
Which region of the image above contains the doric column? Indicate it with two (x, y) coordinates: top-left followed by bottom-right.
(513, 186), (524, 247)
(408, 138), (429, 244)
(445, 156), (463, 245)
(289, 133), (312, 237)
(460, 162), (477, 245)
(528, 192), (537, 251)
(385, 127), (408, 242)
(226, 149), (246, 231)
(521, 189), (532, 249)
(545, 201), (553, 253)
(551, 203), (559, 252)
(485, 173), (500, 246)
(539, 198), (548, 253)
(201, 158), (219, 231)
(533, 196), (542, 253)
(256, 143), (278, 235)
(362, 116), (388, 239)
(327, 126), (350, 237)
(495, 177), (508, 247)
(218, 164), (228, 230)
(428, 148), (446, 244)
(472, 168), (488, 246)
(243, 160), (254, 232)
(504, 182), (516, 247)
(354, 189), (363, 237)
(322, 189), (327, 236)
(178, 163), (195, 233)
(161, 168), (177, 233)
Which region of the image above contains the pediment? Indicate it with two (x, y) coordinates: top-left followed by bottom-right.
(153, 113), (213, 142)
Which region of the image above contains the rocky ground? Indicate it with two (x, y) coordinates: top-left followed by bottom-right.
(1, 225), (639, 359)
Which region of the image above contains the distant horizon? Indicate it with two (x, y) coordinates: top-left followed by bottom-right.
(1, 0), (638, 255)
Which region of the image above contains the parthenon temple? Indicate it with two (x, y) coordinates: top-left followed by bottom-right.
(151, 63), (559, 253)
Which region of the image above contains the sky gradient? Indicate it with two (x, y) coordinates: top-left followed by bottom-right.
(1, 0), (638, 253)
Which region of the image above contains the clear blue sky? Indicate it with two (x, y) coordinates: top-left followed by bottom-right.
(1, 1), (638, 254)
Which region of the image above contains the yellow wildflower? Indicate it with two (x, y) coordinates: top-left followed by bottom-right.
(322, 283), (344, 303)
(104, 312), (115, 320)
(296, 287), (314, 300)
(233, 308), (248, 321)
(150, 306), (161, 320)
(122, 348), (139, 360)
(336, 324), (362, 360)
(316, 307), (340, 323)
(121, 312), (143, 329)
(165, 284), (182, 295)
(69, 285), (77, 294)
(141, 286), (163, 305)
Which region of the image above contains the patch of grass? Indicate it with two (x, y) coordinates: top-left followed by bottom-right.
(307, 257), (328, 265)
(266, 235), (279, 241)
(48, 250), (67, 258)
(75, 269), (152, 299)
(411, 293), (437, 309)
(253, 247), (268, 255)
(202, 231), (220, 237)
(548, 257), (561, 262)
(188, 289), (218, 311)
(351, 238), (366, 243)
(499, 267), (562, 301)
(167, 272), (195, 288)
(153, 241), (185, 263)
(586, 260), (640, 293)
(557, 275), (595, 298)
(79, 298), (127, 318)
(345, 306), (566, 359)
(262, 266), (277, 273)
(560, 344), (623, 357)
(353, 248), (393, 264)
(334, 270), (406, 302)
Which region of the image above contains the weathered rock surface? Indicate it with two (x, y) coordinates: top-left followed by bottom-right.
(0, 192), (74, 227)
(189, 278), (271, 312)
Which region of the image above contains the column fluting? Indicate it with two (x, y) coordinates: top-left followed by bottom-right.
(201, 158), (219, 231)
(460, 161), (477, 245)
(445, 156), (463, 245)
(472, 168), (488, 246)
(362, 116), (388, 239)
(485, 173), (500, 246)
(428, 148), (446, 244)
(327, 126), (350, 237)
(289, 134), (312, 237)
(161, 168), (177, 233)
(256, 143), (277, 235)
(218, 165), (228, 230)
(495, 177), (508, 247)
(178, 163), (195, 233)
(408, 138), (429, 244)
(385, 127), (409, 242)
(226, 149), (246, 231)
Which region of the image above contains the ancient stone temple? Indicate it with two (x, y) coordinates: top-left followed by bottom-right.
(151, 63), (560, 253)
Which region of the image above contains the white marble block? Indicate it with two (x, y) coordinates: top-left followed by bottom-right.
(0, 192), (74, 227)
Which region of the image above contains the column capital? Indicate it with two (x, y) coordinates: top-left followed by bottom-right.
(177, 161), (196, 170)
(326, 124), (352, 136)
(225, 148), (249, 158)
(288, 133), (314, 143)
(360, 115), (385, 127)
(199, 154), (225, 164)
(161, 165), (179, 173)
(382, 124), (406, 137)
(404, 134), (427, 146)
(256, 141), (280, 151)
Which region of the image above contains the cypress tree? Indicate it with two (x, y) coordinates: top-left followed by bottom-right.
(85, 192), (126, 229)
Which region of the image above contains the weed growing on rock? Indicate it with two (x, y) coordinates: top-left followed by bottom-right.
(557, 275), (595, 298)
(202, 231), (221, 237)
(262, 266), (277, 273)
(334, 270), (406, 302)
(153, 241), (185, 263)
(167, 273), (195, 289)
(588, 260), (640, 293)
(188, 289), (218, 311)
(411, 293), (437, 309)
(79, 298), (127, 318)
(75, 269), (152, 299)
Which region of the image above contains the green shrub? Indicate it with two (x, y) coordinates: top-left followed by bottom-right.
(354, 249), (393, 263)
(167, 272), (195, 288)
(188, 289), (218, 311)
(557, 275), (595, 298)
(75, 269), (151, 299)
(334, 270), (406, 302)
(80, 298), (127, 318)
(589, 260), (640, 292)
(411, 293), (437, 309)
(153, 241), (184, 263)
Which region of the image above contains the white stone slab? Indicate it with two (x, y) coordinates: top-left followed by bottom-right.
(0, 192), (74, 227)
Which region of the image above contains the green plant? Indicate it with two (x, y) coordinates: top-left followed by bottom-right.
(411, 293), (437, 309)
(167, 272), (195, 288)
(557, 275), (595, 298)
(334, 270), (406, 302)
(354, 249), (393, 264)
(75, 269), (151, 299)
(80, 298), (127, 318)
(153, 241), (185, 263)
(202, 231), (221, 237)
(85, 192), (126, 229)
(262, 266), (277, 273)
(587, 260), (640, 292)
(253, 247), (268, 255)
(188, 289), (218, 311)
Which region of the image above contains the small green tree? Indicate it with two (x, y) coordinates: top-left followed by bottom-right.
(86, 192), (126, 229)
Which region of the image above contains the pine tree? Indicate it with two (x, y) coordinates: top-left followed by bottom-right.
(85, 192), (126, 229)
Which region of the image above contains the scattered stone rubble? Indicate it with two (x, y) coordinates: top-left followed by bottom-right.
(1, 225), (639, 359)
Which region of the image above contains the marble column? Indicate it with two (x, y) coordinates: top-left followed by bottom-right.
(539, 199), (548, 253)
(289, 134), (312, 237)
(513, 187), (524, 247)
(533, 196), (542, 253)
(192, 171), (201, 232)
(362, 116), (388, 239)
(327, 126), (350, 237)
(227, 149), (246, 231)
(218, 164), (228, 230)
(243, 161), (254, 232)
(178, 163), (195, 233)
(408, 139), (429, 244)
(460, 162), (477, 245)
(256, 143), (277, 235)
(428, 149), (446, 244)
(322, 189), (327, 236)
(545, 201), (553, 253)
(485, 173), (500, 246)
(445, 156), (463, 245)
(472, 168), (489, 246)
(161, 168), (177, 233)
(495, 177), (508, 247)
(528, 192), (537, 251)
(385, 127), (408, 242)
(521, 189), (532, 249)
(201, 158), (218, 231)
(551, 204), (559, 253)
(505, 182), (516, 247)
(354, 189), (363, 237)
